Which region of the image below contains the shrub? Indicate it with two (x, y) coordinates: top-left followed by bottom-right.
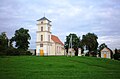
(19, 50), (32, 55)
(0, 47), (32, 56)
(6, 48), (20, 56)
(113, 53), (120, 60)
(85, 53), (89, 56)
(0, 51), (6, 56)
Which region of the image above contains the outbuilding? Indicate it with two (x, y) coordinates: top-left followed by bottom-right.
(100, 47), (113, 59)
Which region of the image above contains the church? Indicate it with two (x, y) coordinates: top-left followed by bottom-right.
(36, 17), (65, 56)
(100, 47), (113, 59)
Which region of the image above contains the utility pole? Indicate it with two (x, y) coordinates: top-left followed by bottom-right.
(68, 35), (72, 57)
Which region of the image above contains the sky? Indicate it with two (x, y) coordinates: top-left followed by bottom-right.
(0, 0), (120, 50)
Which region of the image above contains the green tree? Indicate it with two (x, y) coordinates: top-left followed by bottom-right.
(81, 33), (98, 52)
(12, 28), (31, 51)
(64, 33), (80, 56)
(113, 49), (120, 60)
(0, 32), (8, 55)
(0, 32), (8, 49)
(98, 43), (107, 51)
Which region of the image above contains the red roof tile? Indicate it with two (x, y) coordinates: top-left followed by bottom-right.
(51, 35), (64, 46)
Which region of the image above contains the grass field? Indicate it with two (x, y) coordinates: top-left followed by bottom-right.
(0, 56), (120, 79)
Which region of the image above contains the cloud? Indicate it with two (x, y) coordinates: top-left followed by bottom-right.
(98, 36), (120, 49)
(0, 0), (120, 49)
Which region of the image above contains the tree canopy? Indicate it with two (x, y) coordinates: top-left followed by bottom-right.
(12, 28), (31, 51)
(98, 43), (107, 51)
(64, 33), (80, 56)
(0, 32), (8, 50)
(64, 33), (99, 56)
(81, 33), (98, 52)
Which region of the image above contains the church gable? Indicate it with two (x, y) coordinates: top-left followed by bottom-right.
(101, 47), (110, 52)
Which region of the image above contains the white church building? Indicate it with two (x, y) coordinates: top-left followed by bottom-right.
(36, 17), (65, 56)
(100, 47), (113, 59)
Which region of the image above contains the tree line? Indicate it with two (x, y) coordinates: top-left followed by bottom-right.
(64, 33), (120, 60)
(0, 28), (31, 56)
(0, 29), (119, 60)
(64, 33), (99, 56)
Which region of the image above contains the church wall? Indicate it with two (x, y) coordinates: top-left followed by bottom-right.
(55, 43), (64, 55)
(36, 33), (40, 42)
(36, 44), (40, 56)
(37, 24), (48, 31)
(43, 44), (47, 55)
(50, 41), (56, 55)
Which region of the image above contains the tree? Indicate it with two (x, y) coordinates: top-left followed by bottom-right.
(12, 28), (31, 51)
(113, 49), (120, 60)
(81, 33), (98, 55)
(0, 32), (8, 49)
(64, 33), (80, 56)
(98, 43), (107, 51)
(0, 32), (8, 55)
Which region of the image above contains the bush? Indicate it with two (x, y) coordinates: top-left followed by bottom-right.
(0, 46), (7, 56)
(85, 53), (89, 56)
(19, 50), (32, 55)
(26, 51), (32, 55)
(113, 53), (120, 60)
(6, 48), (20, 56)
(0, 51), (6, 56)
(0, 47), (32, 56)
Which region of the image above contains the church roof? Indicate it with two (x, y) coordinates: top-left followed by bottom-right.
(100, 47), (113, 54)
(37, 17), (51, 22)
(51, 35), (64, 46)
(101, 47), (111, 51)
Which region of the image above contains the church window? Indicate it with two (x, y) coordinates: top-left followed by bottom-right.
(48, 27), (50, 32)
(41, 27), (43, 31)
(40, 44), (43, 47)
(41, 35), (43, 41)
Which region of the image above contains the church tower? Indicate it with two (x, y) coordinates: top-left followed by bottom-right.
(36, 17), (52, 56)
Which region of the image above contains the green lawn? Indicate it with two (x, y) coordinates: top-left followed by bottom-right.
(0, 56), (120, 79)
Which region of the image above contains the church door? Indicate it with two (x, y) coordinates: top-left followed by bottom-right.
(40, 50), (44, 56)
(104, 54), (106, 58)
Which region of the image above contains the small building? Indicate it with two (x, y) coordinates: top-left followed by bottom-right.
(36, 17), (65, 56)
(100, 47), (113, 59)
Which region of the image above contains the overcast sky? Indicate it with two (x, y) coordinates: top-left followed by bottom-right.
(0, 0), (120, 49)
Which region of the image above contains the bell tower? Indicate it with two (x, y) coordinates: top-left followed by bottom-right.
(36, 17), (52, 56)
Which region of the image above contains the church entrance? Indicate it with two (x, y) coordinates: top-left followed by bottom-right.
(104, 54), (106, 58)
(40, 50), (44, 56)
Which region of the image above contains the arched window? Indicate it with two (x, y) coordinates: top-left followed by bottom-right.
(41, 35), (43, 41)
(48, 27), (50, 32)
(41, 27), (43, 31)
